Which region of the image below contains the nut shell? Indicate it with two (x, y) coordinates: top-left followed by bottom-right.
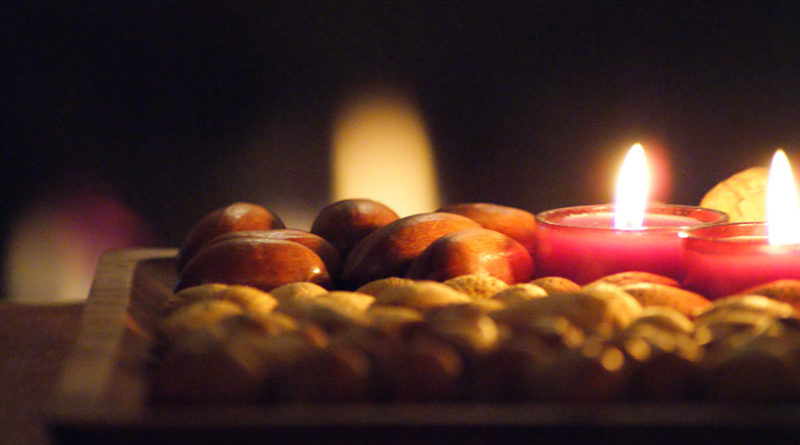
(341, 212), (481, 288)
(177, 202), (285, 271)
(406, 228), (535, 284)
(438, 202), (537, 255)
(700, 166), (768, 223)
(311, 199), (399, 257)
(177, 238), (331, 292)
(197, 229), (342, 281)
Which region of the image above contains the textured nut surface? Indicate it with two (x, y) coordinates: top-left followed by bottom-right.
(625, 306), (695, 335)
(695, 294), (797, 322)
(443, 274), (509, 299)
(530, 276), (580, 294)
(492, 283), (548, 306)
(739, 280), (800, 311)
(159, 299), (244, 343)
(406, 229), (535, 283)
(341, 213), (481, 288)
(621, 282), (711, 318)
(356, 277), (415, 297)
(366, 306), (424, 336)
(591, 271), (680, 288)
(374, 281), (472, 312)
(310, 198), (399, 257)
(700, 166), (768, 222)
(492, 288), (638, 337)
(178, 202), (285, 271)
(177, 238), (331, 292)
(437, 202), (538, 255)
(270, 282), (329, 303)
(198, 229), (343, 280)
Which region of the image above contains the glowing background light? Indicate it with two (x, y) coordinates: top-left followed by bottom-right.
(3, 188), (154, 303)
(332, 88), (440, 216)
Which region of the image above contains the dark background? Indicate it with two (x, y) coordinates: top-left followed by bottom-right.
(5, 1), (800, 248)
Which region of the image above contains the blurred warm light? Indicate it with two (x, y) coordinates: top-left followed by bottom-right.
(332, 88), (439, 216)
(614, 143), (649, 229)
(3, 189), (155, 303)
(767, 149), (800, 245)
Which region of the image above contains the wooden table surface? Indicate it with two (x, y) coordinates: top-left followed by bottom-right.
(0, 302), (84, 445)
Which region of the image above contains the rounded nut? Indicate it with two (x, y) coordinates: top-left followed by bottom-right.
(270, 282), (328, 304)
(163, 283), (229, 315)
(158, 299), (244, 344)
(387, 336), (464, 401)
(700, 166), (768, 223)
(356, 277), (416, 297)
(407, 229), (535, 283)
(625, 306), (695, 336)
(590, 271), (680, 288)
(621, 282), (711, 318)
(738, 279), (800, 312)
(177, 202), (285, 271)
(695, 294), (797, 322)
(423, 303), (501, 356)
(373, 281), (472, 312)
(311, 199), (400, 258)
(341, 212), (481, 288)
(443, 274), (509, 299)
(198, 229), (343, 281)
(437, 202), (537, 255)
(276, 292), (373, 333)
(366, 306), (424, 337)
(492, 283), (548, 306)
(177, 238), (331, 292)
(530, 276), (580, 294)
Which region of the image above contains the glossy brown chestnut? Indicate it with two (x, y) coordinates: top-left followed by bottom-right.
(196, 229), (342, 280)
(177, 202), (285, 271)
(341, 212), (481, 289)
(311, 199), (400, 257)
(438, 202), (537, 255)
(177, 238), (330, 292)
(406, 228), (535, 284)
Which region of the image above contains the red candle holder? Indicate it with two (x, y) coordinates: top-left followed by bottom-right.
(682, 222), (800, 299)
(534, 204), (728, 284)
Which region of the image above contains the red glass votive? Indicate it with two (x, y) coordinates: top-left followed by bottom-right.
(534, 204), (729, 284)
(682, 223), (800, 299)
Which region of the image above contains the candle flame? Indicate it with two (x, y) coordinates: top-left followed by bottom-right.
(614, 143), (650, 229)
(767, 149), (800, 245)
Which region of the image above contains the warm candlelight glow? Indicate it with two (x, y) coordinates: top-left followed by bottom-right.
(767, 149), (800, 245)
(614, 143), (649, 229)
(332, 88), (440, 216)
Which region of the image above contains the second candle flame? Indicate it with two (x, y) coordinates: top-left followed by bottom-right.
(767, 149), (800, 245)
(614, 143), (650, 229)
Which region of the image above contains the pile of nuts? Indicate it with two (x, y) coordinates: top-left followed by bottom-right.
(152, 199), (800, 404)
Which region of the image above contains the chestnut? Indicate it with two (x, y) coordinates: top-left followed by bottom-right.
(196, 229), (342, 282)
(311, 198), (399, 258)
(341, 212), (481, 288)
(438, 202), (537, 255)
(177, 202), (285, 271)
(406, 228), (535, 284)
(176, 238), (331, 292)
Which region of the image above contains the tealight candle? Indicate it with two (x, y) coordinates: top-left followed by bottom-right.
(535, 144), (728, 284)
(682, 150), (800, 298)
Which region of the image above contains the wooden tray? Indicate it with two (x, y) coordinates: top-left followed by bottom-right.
(48, 248), (800, 444)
